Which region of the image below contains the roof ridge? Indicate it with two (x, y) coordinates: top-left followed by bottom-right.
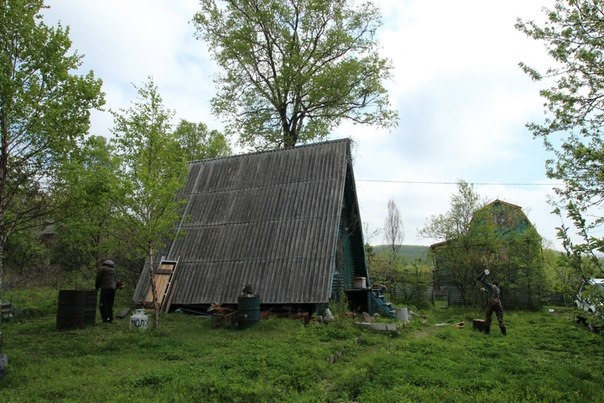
(485, 199), (522, 209)
(187, 137), (351, 164)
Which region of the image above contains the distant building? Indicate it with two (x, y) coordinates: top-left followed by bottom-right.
(38, 219), (57, 246)
(133, 139), (370, 314)
(431, 200), (544, 309)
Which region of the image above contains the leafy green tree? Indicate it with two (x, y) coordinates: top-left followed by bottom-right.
(0, 0), (104, 286)
(52, 135), (121, 273)
(432, 223), (502, 306)
(541, 248), (575, 295)
(4, 217), (49, 286)
(111, 78), (188, 329)
(419, 180), (486, 241)
(369, 254), (403, 290)
(193, 0), (398, 149)
(173, 119), (231, 161)
(516, 1), (603, 281)
(422, 181), (492, 305)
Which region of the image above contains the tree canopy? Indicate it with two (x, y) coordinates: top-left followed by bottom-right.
(173, 120), (231, 161)
(53, 135), (121, 269)
(516, 1), (604, 270)
(193, 0), (398, 149)
(111, 79), (187, 258)
(419, 180), (486, 241)
(0, 0), (104, 282)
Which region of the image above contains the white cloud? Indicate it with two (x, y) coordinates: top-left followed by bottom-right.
(339, 0), (559, 247)
(44, 0), (219, 131)
(44, 0), (563, 248)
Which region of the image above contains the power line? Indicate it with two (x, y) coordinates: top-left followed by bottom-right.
(356, 179), (563, 187)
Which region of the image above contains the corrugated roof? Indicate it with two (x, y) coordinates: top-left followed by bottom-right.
(134, 139), (357, 305)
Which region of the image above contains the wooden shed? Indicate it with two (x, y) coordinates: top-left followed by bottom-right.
(133, 139), (369, 314)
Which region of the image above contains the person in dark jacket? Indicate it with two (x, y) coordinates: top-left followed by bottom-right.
(96, 259), (117, 323)
(477, 269), (506, 335)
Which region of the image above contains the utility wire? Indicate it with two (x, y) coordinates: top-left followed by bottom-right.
(357, 179), (563, 186)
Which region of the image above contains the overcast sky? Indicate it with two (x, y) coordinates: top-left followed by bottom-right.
(44, 0), (563, 248)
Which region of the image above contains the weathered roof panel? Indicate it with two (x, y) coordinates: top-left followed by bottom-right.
(135, 139), (355, 305)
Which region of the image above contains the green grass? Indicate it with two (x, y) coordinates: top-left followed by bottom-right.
(0, 288), (602, 402)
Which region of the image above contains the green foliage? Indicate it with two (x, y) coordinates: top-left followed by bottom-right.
(542, 248), (576, 294)
(0, 0), (103, 278)
(3, 227), (49, 282)
(52, 135), (122, 270)
(369, 246), (432, 308)
(418, 180), (486, 240)
(0, 81), (230, 294)
(396, 263), (432, 309)
(328, 291), (350, 319)
(422, 181), (489, 305)
(193, 0), (398, 149)
(111, 78), (188, 261)
(0, 296), (602, 402)
(516, 1), (604, 271)
(428, 195), (546, 308)
(173, 119), (231, 161)
(2, 287), (58, 318)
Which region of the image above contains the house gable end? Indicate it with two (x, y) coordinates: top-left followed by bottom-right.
(134, 139), (364, 308)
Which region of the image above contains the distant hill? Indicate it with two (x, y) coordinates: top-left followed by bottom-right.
(372, 244), (430, 261)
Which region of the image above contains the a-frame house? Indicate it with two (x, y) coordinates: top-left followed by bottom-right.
(133, 139), (369, 314)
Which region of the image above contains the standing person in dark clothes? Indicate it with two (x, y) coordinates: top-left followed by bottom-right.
(96, 259), (118, 323)
(477, 269), (506, 335)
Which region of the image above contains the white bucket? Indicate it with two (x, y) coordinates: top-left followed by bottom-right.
(353, 277), (367, 289)
(396, 307), (409, 322)
(130, 308), (149, 330)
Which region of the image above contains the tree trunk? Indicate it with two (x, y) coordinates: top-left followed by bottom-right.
(0, 238), (3, 297)
(0, 108), (8, 298)
(146, 249), (161, 330)
(282, 125), (297, 148)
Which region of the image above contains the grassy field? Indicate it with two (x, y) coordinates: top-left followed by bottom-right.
(0, 288), (602, 402)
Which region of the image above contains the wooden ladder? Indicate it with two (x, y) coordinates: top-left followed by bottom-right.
(143, 257), (180, 312)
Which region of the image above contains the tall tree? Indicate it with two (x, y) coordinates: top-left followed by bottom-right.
(419, 180), (486, 241)
(0, 0), (104, 287)
(111, 78), (187, 329)
(383, 199), (403, 266)
(516, 1), (604, 278)
(193, 0), (398, 149)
